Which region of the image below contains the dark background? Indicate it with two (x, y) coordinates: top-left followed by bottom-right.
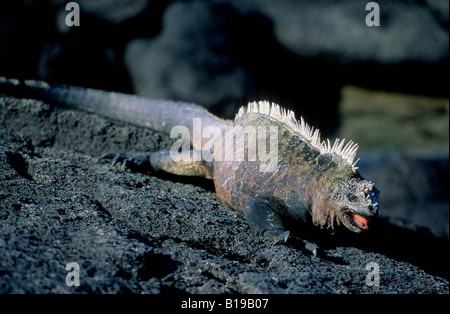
(0, 0), (448, 133)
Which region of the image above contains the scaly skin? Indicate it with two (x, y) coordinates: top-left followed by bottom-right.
(213, 108), (379, 233)
(0, 77), (380, 255)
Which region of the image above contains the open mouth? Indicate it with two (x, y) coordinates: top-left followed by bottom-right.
(345, 209), (370, 230)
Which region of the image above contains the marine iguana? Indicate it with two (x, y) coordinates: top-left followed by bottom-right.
(0, 77), (380, 256)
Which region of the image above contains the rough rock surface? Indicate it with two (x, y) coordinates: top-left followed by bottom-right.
(0, 96), (448, 294)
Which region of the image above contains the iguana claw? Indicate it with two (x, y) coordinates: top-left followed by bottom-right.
(99, 152), (152, 171)
(304, 241), (319, 257)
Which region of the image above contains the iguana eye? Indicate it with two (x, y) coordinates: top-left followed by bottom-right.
(347, 194), (358, 202)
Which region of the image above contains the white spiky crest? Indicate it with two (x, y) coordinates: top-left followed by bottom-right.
(235, 101), (360, 171)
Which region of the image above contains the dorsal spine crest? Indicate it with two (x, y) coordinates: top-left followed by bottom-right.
(235, 101), (360, 171)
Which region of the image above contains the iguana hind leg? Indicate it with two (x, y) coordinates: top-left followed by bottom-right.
(150, 149), (212, 179)
(100, 149), (212, 179)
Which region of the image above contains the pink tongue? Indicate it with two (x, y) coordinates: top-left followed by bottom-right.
(347, 210), (370, 230)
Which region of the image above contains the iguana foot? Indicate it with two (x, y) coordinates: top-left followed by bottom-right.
(99, 152), (152, 171)
(267, 230), (291, 246)
(302, 240), (319, 257)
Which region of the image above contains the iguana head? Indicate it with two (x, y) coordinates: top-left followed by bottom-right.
(311, 175), (380, 233)
(332, 178), (380, 233)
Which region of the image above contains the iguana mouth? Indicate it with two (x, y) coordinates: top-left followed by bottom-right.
(345, 209), (370, 231)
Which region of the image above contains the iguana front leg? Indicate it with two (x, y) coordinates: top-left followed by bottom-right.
(243, 196), (291, 244)
(100, 149), (212, 179)
(244, 196), (319, 256)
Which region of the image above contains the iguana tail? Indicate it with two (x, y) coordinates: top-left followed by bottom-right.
(0, 77), (227, 141)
